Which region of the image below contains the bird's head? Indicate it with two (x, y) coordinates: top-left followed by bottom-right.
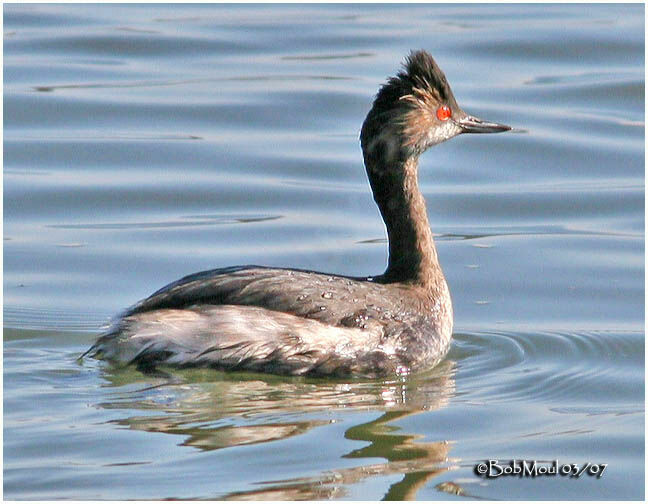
(360, 50), (510, 168)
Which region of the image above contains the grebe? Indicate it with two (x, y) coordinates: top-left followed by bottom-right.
(85, 50), (510, 378)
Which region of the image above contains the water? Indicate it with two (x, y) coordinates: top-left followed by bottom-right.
(3, 3), (644, 500)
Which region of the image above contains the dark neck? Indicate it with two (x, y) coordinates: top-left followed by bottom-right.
(365, 156), (444, 287)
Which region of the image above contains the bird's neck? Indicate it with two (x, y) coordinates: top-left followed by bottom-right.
(366, 156), (444, 288)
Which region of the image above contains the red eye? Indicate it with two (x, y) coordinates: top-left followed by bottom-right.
(436, 105), (452, 121)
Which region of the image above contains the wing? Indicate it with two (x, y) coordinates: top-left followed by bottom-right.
(123, 266), (418, 330)
(88, 304), (412, 377)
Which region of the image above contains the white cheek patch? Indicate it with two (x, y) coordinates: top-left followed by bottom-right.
(426, 120), (462, 146)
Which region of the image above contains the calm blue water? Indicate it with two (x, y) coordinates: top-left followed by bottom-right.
(4, 3), (644, 500)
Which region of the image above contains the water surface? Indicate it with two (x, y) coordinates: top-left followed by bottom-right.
(4, 3), (644, 500)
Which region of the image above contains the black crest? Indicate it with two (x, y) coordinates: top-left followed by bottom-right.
(369, 50), (457, 115)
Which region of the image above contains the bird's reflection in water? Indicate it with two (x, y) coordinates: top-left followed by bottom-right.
(97, 360), (458, 499)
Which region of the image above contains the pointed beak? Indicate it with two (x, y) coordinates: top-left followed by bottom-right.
(456, 114), (511, 134)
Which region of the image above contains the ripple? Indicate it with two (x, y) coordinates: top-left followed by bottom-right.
(550, 405), (644, 416)
(461, 37), (643, 64)
(46, 214), (283, 230)
(8, 33), (255, 58)
(281, 52), (373, 61)
(4, 306), (109, 332)
(450, 329), (643, 404)
(524, 71), (636, 86)
(30, 74), (354, 94)
(449, 331), (527, 378)
(355, 223), (636, 247)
